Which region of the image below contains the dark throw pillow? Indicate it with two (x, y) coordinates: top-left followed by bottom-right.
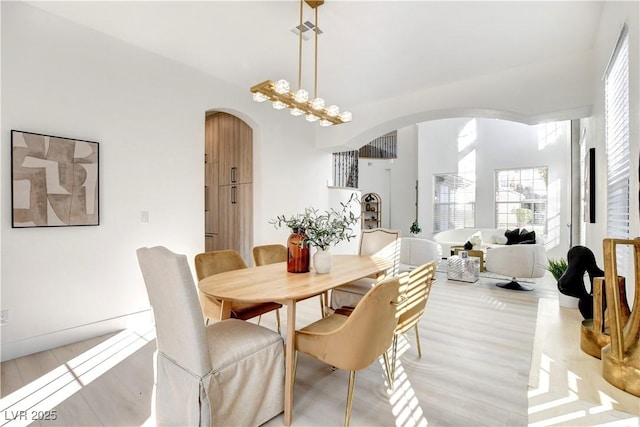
(505, 228), (520, 245)
(464, 241), (473, 250)
(519, 228), (536, 244)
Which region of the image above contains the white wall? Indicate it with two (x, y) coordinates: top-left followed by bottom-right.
(417, 118), (571, 260)
(583, 1), (639, 304)
(316, 51), (593, 152)
(358, 160), (392, 228)
(0, 2), (334, 360)
(357, 125), (419, 237)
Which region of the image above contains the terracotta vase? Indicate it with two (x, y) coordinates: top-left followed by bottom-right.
(287, 228), (310, 273)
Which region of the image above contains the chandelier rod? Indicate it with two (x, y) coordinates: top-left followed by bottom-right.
(314, 5), (319, 99)
(298, 0), (304, 91)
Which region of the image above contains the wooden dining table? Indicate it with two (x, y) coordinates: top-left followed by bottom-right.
(198, 254), (393, 426)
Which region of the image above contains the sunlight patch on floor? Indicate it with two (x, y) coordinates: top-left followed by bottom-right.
(0, 327), (155, 427)
(379, 333), (429, 427)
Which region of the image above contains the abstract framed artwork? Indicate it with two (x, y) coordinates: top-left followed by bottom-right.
(11, 130), (99, 227)
(584, 147), (596, 223)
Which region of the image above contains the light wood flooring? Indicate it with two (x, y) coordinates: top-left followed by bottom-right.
(1, 270), (639, 426)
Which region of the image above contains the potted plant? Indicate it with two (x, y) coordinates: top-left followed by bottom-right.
(546, 257), (568, 281)
(270, 193), (360, 273)
(546, 257), (578, 308)
(410, 220), (422, 235)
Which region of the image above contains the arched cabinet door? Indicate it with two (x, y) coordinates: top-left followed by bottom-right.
(205, 112), (253, 264)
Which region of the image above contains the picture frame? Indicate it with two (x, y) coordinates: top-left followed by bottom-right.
(11, 130), (99, 227)
(584, 147), (596, 223)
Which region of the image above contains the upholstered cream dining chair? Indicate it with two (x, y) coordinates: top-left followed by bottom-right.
(387, 260), (437, 387)
(294, 275), (402, 427)
(329, 228), (401, 311)
(137, 246), (285, 426)
(195, 249), (282, 333)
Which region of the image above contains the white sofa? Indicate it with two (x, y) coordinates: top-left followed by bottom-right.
(399, 238), (442, 273)
(432, 228), (504, 256)
(432, 227), (545, 256)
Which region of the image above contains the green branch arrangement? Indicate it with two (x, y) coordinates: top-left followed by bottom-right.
(270, 193), (360, 250)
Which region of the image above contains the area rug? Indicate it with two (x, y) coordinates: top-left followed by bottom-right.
(266, 271), (540, 426)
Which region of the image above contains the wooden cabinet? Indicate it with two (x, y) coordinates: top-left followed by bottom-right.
(361, 192), (381, 229)
(205, 112), (253, 263)
(217, 114), (252, 185)
(215, 183), (252, 253)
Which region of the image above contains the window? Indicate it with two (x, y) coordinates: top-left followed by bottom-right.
(605, 25), (630, 274)
(332, 150), (358, 188)
(433, 173), (476, 232)
(358, 132), (397, 159)
(495, 168), (548, 235)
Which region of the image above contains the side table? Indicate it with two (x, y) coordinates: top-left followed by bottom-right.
(447, 255), (480, 283)
(450, 247), (485, 271)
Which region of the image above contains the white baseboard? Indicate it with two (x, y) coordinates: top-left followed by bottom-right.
(1, 310), (153, 362)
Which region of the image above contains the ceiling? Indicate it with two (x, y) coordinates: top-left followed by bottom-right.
(28, 1), (604, 111)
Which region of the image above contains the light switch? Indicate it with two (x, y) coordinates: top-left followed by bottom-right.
(140, 211), (149, 223)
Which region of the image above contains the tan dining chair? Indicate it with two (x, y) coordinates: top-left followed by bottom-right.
(195, 249), (282, 333)
(329, 228), (401, 311)
(252, 244), (287, 266)
(387, 260), (437, 387)
(332, 261), (437, 389)
(253, 243), (327, 318)
(137, 246), (285, 426)
(294, 275), (402, 427)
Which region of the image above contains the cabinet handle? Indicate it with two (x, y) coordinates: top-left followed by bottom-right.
(231, 167), (237, 183)
(205, 186), (209, 211)
(231, 186), (237, 204)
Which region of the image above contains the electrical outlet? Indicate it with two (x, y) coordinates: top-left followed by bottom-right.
(1, 310), (8, 326)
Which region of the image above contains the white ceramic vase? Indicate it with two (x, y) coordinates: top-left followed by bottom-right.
(313, 248), (332, 274)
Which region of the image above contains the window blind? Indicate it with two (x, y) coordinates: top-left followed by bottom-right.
(605, 25), (630, 274)
(494, 167), (548, 235)
(433, 173), (476, 232)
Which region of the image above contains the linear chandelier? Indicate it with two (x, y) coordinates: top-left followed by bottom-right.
(250, 0), (352, 126)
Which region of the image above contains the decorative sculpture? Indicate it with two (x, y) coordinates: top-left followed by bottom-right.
(557, 245), (605, 319)
(580, 274), (629, 359)
(601, 238), (640, 397)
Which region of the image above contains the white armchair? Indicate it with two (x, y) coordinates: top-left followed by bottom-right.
(399, 238), (442, 273)
(485, 244), (547, 291)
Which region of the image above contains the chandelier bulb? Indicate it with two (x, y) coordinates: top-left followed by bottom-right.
(290, 108), (304, 116)
(339, 111), (352, 122)
(319, 119), (332, 127)
(294, 89), (309, 103)
(305, 113), (319, 122)
(311, 97), (325, 110)
(326, 105), (339, 117)
(253, 92), (268, 103)
(273, 101), (287, 110)
(274, 79), (290, 94)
